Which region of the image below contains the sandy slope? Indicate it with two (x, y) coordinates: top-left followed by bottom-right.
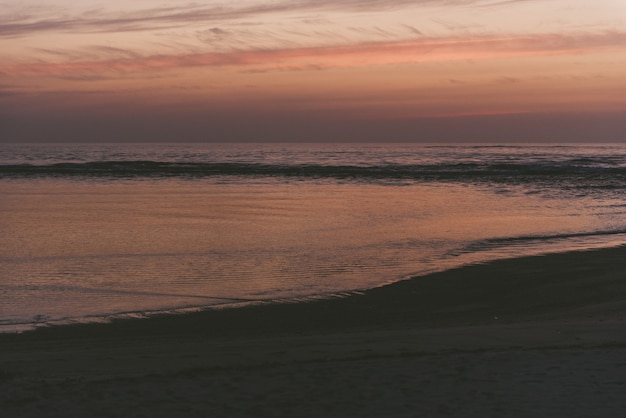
(1, 246), (625, 417)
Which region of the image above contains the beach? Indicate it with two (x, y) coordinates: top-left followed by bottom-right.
(2, 246), (625, 417)
(3, 0), (626, 414)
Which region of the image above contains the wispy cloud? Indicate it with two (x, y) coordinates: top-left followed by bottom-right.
(474, 0), (539, 7)
(3, 30), (624, 78)
(0, 0), (501, 38)
(494, 76), (521, 84)
(0, 86), (18, 98)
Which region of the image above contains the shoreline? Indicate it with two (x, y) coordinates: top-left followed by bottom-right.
(7, 244), (625, 339)
(2, 245), (626, 417)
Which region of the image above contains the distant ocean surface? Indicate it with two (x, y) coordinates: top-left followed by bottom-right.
(1, 143), (625, 332)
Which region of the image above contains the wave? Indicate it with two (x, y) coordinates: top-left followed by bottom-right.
(451, 229), (626, 256)
(2, 160), (626, 184)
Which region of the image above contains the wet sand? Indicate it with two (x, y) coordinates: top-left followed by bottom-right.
(2, 246), (626, 417)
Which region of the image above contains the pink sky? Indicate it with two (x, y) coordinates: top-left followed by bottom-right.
(1, 0), (625, 142)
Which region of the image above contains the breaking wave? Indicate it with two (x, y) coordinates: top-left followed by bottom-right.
(2, 160), (626, 185)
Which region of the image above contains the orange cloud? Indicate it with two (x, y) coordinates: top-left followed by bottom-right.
(3, 30), (625, 78)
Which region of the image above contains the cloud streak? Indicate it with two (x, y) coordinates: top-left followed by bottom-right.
(3, 30), (624, 78)
(0, 0), (505, 38)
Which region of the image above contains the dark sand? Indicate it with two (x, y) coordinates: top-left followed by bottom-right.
(2, 246), (626, 417)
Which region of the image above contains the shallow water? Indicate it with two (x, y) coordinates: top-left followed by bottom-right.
(1, 143), (625, 331)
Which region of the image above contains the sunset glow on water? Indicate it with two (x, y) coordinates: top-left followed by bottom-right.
(3, 4), (626, 418)
(1, 143), (625, 331)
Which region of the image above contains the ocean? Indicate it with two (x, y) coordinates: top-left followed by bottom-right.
(1, 143), (625, 332)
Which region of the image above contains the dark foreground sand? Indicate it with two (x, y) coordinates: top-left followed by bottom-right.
(2, 246), (626, 417)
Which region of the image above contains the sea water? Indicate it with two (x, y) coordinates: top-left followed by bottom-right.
(1, 143), (625, 331)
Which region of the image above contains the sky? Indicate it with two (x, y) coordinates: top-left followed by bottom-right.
(1, 0), (625, 143)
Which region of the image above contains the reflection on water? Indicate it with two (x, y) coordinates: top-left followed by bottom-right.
(1, 178), (624, 330)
